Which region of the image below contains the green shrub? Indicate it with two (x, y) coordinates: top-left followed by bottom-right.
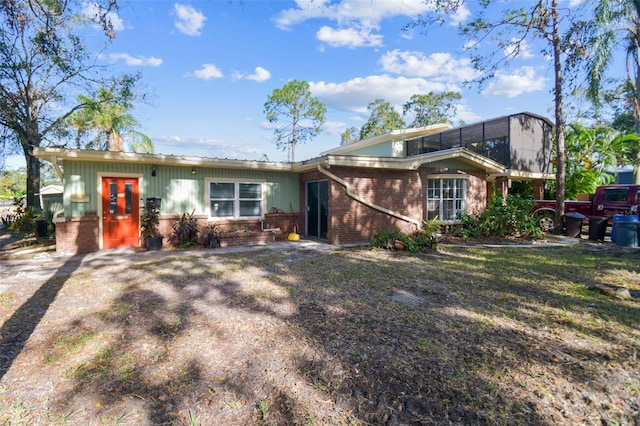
(405, 218), (442, 251)
(372, 219), (442, 253)
(457, 195), (541, 238)
(372, 229), (416, 252)
(8, 196), (39, 236)
(455, 214), (479, 239)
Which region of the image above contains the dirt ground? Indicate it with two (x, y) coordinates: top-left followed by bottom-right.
(0, 233), (639, 425)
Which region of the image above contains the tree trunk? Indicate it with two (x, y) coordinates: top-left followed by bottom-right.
(23, 145), (42, 211)
(552, 0), (566, 233)
(19, 118), (43, 210)
(635, 22), (640, 184)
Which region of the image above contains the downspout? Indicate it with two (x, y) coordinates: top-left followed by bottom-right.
(317, 164), (422, 228)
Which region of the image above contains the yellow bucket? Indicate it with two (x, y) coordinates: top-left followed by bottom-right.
(287, 232), (300, 241)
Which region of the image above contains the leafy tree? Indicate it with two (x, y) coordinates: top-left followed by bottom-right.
(584, 1), (638, 127)
(69, 78), (154, 153)
(414, 1), (585, 233)
(561, 123), (619, 198)
(264, 80), (326, 162)
(611, 133), (640, 180)
(0, 0), (121, 209)
(594, 82), (640, 179)
(578, 1), (640, 182)
(359, 99), (405, 140)
(40, 162), (62, 187)
(0, 168), (27, 200)
(0, 128), (20, 171)
(601, 82), (636, 135)
(340, 126), (360, 145)
(402, 92), (462, 127)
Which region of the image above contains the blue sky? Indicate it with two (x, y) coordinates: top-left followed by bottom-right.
(10, 0), (589, 168)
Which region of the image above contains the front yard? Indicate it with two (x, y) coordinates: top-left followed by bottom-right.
(0, 242), (638, 425)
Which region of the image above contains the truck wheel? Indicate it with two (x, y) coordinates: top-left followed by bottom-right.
(535, 211), (555, 232)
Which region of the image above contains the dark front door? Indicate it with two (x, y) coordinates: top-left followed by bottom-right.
(102, 177), (140, 249)
(306, 180), (328, 239)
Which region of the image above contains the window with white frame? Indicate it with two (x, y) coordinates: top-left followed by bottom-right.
(426, 177), (467, 221)
(208, 181), (263, 219)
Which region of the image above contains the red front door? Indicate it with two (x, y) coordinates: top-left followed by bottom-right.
(102, 177), (140, 249)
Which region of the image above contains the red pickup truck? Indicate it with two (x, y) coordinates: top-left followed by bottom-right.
(533, 184), (640, 231)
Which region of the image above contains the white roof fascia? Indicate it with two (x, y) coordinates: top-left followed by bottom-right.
(488, 170), (555, 181)
(33, 146), (508, 175)
(325, 148), (506, 174)
(39, 185), (63, 194)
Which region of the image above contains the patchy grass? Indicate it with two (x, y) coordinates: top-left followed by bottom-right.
(0, 243), (638, 425)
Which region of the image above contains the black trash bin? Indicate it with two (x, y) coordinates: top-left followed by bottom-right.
(588, 216), (608, 241)
(35, 219), (49, 238)
(564, 212), (586, 238)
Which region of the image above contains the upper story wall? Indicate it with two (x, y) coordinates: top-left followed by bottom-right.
(339, 140), (406, 157)
(404, 112), (552, 174)
(508, 113), (553, 174)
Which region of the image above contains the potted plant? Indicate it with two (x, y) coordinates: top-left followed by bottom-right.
(141, 200), (162, 250)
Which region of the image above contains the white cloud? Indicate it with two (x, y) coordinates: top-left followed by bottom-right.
(274, 0), (468, 48)
(174, 3), (206, 36)
(232, 66), (271, 82)
(453, 104), (481, 124)
(82, 2), (125, 33)
(316, 25), (383, 48)
(503, 38), (535, 59)
(310, 74), (456, 114)
(153, 135), (261, 159)
(107, 53), (162, 67)
(258, 121), (281, 131)
(379, 50), (480, 82)
(449, 6), (471, 26)
(481, 67), (546, 98)
(321, 120), (349, 136)
(192, 64), (223, 80)
(463, 39), (478, 51)
(276, 0), (440, 30)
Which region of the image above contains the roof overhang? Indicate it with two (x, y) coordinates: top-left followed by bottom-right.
(33, 147), (300, 173)
(487, 169), (555, 182)
(35, 147), (550, 180)
(322, 147), (507, 175)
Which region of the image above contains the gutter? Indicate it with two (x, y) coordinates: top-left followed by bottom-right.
(317, 164), (422, 228)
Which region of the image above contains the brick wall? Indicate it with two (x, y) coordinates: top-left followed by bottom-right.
(53, 216), (99, 254)
(300, 167), (424, 245)
(155, 214), (296, 248)
(343, 167), (424, 244)
(466, 171), (488, 216)
(301, 166), (489, 245)
(54, 214), (293, 254)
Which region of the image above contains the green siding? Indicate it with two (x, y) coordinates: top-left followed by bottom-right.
(42, 194), (63, 215)
(62, 160), (300, 218)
